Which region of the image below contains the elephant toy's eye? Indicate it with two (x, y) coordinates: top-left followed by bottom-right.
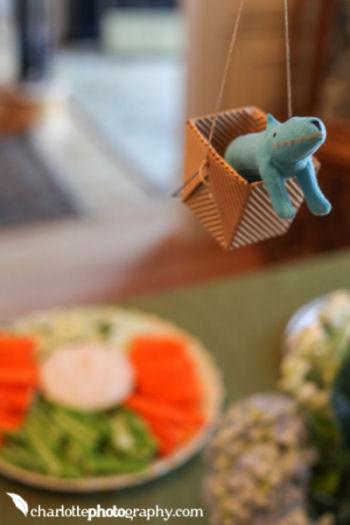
(273, 132), (277, 138)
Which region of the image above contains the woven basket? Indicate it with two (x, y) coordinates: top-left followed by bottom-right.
(182, 106), (318, 250)
(0, 88), (42, 137)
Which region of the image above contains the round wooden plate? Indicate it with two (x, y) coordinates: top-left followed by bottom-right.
(0, 307), (224, 492)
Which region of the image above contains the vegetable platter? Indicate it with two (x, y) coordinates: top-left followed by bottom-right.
(0, 307), (224, 492)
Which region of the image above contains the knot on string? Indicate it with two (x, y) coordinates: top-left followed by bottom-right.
(198, 160), (210, 186)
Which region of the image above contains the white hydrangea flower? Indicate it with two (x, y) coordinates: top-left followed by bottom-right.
(204, 394), (315, 525)
(320, 291), (350, 331)
(280, 291), (350, 414)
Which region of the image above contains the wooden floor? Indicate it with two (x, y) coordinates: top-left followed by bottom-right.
(0, 114), (349, 322)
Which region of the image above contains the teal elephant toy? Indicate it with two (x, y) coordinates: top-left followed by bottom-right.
(224, 114), (331, 220)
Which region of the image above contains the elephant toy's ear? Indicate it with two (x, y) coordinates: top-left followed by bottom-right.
(266, 113), (280, 129)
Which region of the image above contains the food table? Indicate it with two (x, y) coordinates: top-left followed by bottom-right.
(1, 249), (350, 524)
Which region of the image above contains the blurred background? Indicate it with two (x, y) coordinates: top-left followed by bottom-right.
(0, 0), (348, 319)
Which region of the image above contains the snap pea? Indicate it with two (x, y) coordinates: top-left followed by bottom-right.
(0, 398), (157, 478)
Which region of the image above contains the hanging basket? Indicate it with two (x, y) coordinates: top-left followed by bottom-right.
(182, 106), (320, 250)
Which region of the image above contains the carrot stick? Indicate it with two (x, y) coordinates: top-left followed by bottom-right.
(147, 419), (200, 455)
(0, 336), (36, 355)
(0, 385), (32, 396)
(125, 395), (204, 425)
(0, 367), (38, 386)
(136, 374), (200, 391)
(130, 336), (187, 361)
(133, 358), (194, 373)
(0, 387), (34, 411)
(148, 425), (178, 455)
(0, 410), (25, 432)
(137, 390), (200, 408)
(136, 369), (201, 400)
(132, 364), (190, 379)
(0, 352), (34, 361)
(136, 372), (199, 387)
(0, 358), (36, 373)
(136, 376), (199, 393)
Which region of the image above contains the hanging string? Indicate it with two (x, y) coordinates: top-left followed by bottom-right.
(172, 0), (247, 198)
(205, 0), (247, 151)
(284, 0), (293, 118)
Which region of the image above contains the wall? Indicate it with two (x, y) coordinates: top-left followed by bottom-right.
(184, 0), (323, 119)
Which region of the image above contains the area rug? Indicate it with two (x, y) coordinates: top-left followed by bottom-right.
(0, 136), (80, 228)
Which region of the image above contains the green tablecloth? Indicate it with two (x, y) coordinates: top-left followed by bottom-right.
(1, 249), (350, 524)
